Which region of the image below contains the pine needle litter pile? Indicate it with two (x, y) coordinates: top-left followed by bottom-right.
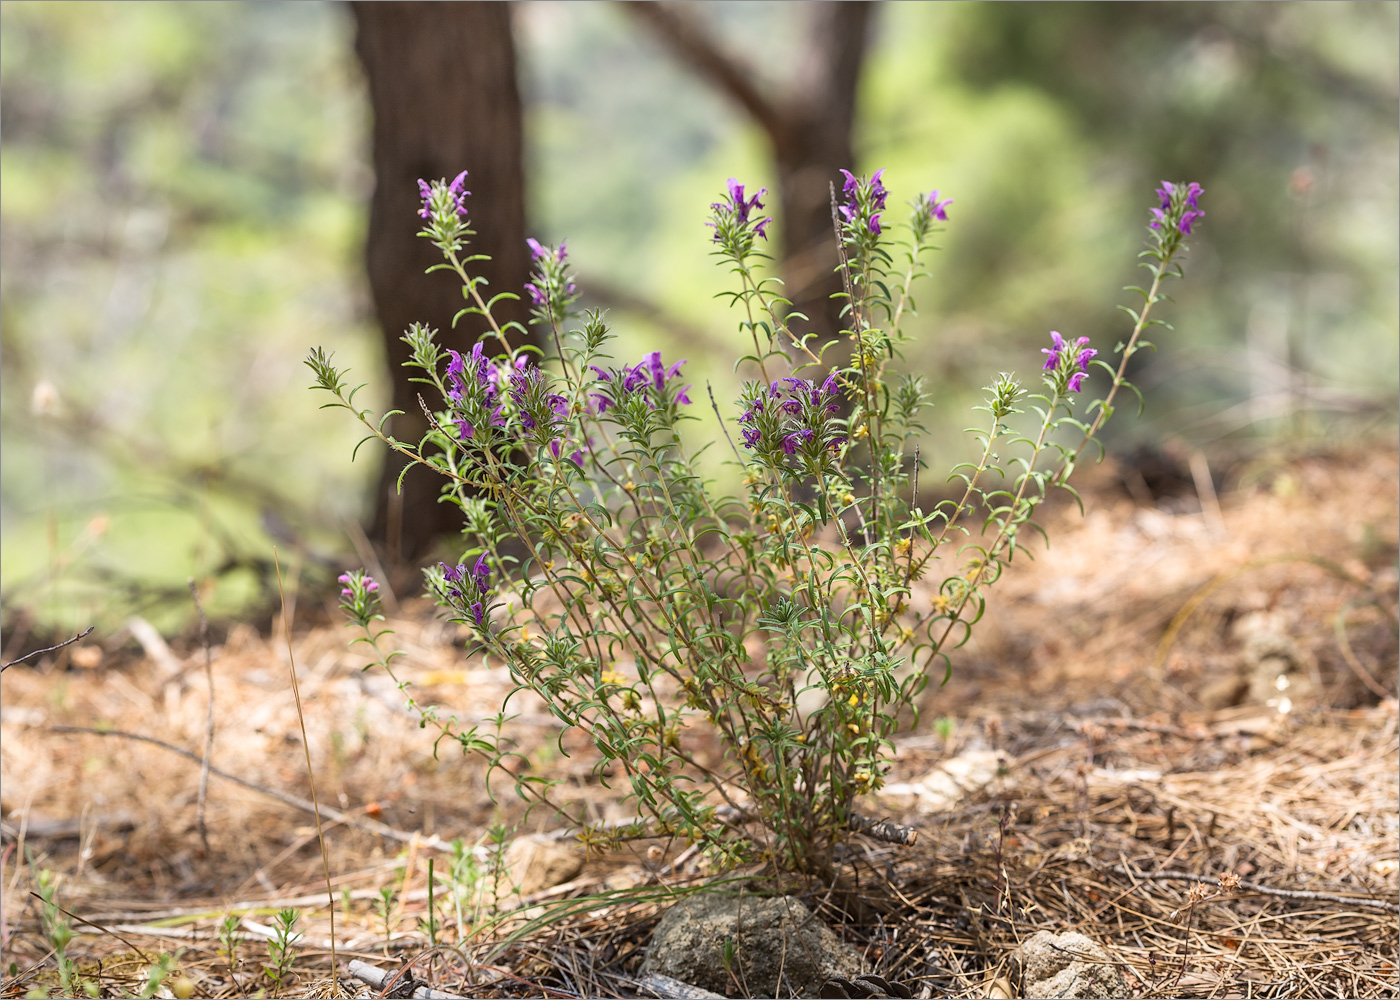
(3, 445), (1396, 999)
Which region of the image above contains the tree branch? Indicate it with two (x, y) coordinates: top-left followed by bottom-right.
(620, 1), (785, 146)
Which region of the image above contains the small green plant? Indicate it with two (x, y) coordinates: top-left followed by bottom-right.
(932, 716), (956, 746)
(448, 837), (484, 942)
(217, 913), (243, 990)
(136, 950), (182, 1000)
(33, 868), (76, 997)
(314, 170), (1204, 878)
(374, 885), (396, 953)
(418, 857), (440, 949)
(261, 908), (301, 994)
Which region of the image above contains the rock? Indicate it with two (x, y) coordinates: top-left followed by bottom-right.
(1242, 630), (1313, 707)
(641, 894), (863, 998)
(878, 749), (1011, 814)
(498, 833), (583, 901)
(1009, 931), (1126, 1000)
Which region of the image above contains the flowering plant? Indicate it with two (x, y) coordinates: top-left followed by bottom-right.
(308, 171), (1202, 876)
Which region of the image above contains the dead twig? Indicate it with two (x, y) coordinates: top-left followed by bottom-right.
(273, 546), (342, 995)
(27, 892), (153, 964)
(1, 625), (93, 671)
(1110, 865), (1398, 913)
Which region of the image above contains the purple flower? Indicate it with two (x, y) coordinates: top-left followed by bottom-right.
(524, 282), (546, 306)
(927, 190), (954, 221)
(869, 213), (882, 236)
(781, 429), (814, 454)
(446, 350), (468, 401)
(1067, 371), (1089, 393)
(468, 602), (486, 627)
(456, 418), (474, 441)
(819, 372), (842, 411)
(840, 169), (859, 199)
(549, 438), (584, 466)
(869, 168), (888, 211)
(1041, 330), (1067, 371)
(440, 562), (466, 600)
(1179, 210), (1204, 235)
(526, 237), (547, 260)
(471, 553), (490, 596)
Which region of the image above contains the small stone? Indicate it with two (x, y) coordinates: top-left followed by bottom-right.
(641, 894), (863, 998)
(1009, 930), (1126, 1000)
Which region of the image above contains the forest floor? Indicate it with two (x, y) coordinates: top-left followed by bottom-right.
(2, 442), (1397, 999)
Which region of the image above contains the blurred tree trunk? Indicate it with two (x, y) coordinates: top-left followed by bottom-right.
(624, 1), (873, 346)
(352, 1), (532, 562)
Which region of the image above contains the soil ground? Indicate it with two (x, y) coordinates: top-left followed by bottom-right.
(2, 443), (1397, 999)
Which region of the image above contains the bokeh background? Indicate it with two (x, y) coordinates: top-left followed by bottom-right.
(3, 1), (1396, 635)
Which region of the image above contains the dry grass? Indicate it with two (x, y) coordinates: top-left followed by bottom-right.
(2, 444), (1396, 998)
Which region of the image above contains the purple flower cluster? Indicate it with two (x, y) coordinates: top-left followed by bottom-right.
(524, 238), (577, 313)
(1149, 181), (1205, 236)
(417, 170), (470, 222)
(589, 352), (692, 412)
(1041, 331), (1097, 393)
(445, 342), (505, 440)
(441, 554), (490, 627)
(714, 179), (771, 241)
(839, 168), (888, 236)
(508, 361), (569, 433)
(337, 569), (381, 627)
(338, 571), (379, 598)
(738, 373), (844, 456)
(707, 178), (772, 257)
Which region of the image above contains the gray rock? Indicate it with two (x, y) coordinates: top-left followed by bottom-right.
(641, 894), (863, 998)
(1009, 931), (1127, 1000)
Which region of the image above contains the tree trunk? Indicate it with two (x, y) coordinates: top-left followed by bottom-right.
(352, 1), (532, 562)
(774, 3), (871, 346)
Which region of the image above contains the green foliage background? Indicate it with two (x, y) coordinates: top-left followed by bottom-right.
(2, 1), (1396, 633)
